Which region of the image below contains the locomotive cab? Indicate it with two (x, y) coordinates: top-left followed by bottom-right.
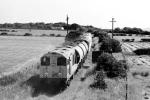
(40, 47), (81, 82)
(40, 52), (67, 80)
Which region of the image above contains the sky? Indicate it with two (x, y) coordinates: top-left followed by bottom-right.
(0, 0), (150, 29)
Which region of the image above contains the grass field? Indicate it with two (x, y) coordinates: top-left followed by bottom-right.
(114, 35), (150, 100)
(0, 29), (67, 36)
(0, 33), (64, 73)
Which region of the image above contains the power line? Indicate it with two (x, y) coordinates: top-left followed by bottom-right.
(109, 18), (116, 38)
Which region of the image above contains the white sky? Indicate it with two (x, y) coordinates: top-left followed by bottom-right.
(0, 0), (150, 29)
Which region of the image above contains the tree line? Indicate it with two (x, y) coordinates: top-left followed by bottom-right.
(0, 22), (95, 31)
(109, 27), (150, 35)
(0, 22), (66, 30)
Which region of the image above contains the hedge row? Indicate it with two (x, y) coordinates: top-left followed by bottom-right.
(100, 38), (122, 53)
(96, 53), (128, 78)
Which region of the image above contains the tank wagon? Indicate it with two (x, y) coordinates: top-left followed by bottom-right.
(39, 32), (92, 85)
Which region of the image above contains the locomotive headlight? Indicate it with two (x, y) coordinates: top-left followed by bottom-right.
(52, 72), (62, 78)
(58, 72), (62, 76)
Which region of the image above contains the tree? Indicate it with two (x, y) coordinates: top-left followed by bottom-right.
(0, 32), (8, 35)
(24, 33), (32, 36)
(114, 27), (121, 33)
(70, 23), (81, 30)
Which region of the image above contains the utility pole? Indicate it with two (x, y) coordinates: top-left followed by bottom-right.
(66, 15), (69, 34)
(109, 18), (116, 38)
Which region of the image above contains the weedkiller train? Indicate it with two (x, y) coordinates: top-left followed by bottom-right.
(39, 31), (92, 85)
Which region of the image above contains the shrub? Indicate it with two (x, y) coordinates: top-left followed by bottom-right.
(11, 30), (17, 32)
(56, 34), (62, 37)
(92, 31), (108, 40)
(100, 38), (113, 53)
(96, 53), (127, 78)
(65, 31), (83, 40)
(41, 34), (48, 36)
(111, 39), (122, 52)
(24, 33), (32, 36)
(107, 61), (127, 78)
(140, 38), (150, 42)
(122, 39), (134, 42)
(89, 71), (107, 90)
(100, 38), (122, 53)
(0, 32), (8, 35)
(132, 71), (149, 77)
(96, 53), (116, 71)
(141, 72), (149, 77)
(134, 48), (150, 55)
(49, 34), (55, 37)
(92, 51), (102, 63)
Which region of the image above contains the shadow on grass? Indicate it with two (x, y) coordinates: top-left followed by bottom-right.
(23, 75), (67, 97)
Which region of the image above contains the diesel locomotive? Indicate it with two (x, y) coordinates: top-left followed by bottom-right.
(39, 32), (92, 85)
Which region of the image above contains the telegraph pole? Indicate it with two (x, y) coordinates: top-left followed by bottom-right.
(109, 18), (116, 38)
(66, 15), (69, 34)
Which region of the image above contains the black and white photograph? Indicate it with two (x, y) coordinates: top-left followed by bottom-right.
(0, 0), (150, 100)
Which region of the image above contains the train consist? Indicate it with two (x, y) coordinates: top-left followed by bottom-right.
(39, 31), (92, 85)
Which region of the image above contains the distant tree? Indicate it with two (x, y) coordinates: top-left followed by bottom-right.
(70, 23), (81, 30)
(24, 33), (32, 36)
(0, 32), (8, 35)
(132, 27), (142, 34)
(14, 23), (22, 29)
(53, 22), (66, 27)
(142, 31), (150, 35)
(114, 27), (122, 33)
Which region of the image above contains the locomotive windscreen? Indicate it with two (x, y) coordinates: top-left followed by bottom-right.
(57, 57), (66, 66)
(41, 56), (50, 66)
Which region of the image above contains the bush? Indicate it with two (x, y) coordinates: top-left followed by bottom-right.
(24, 33), (32, 36)
(140, 38), (150, 42)
(65, 31), (83, 40)
(41, 34), (48, 36)
(92, 51), (102, 63)
(0, 32), (8, 35)
(96, 53), (127, 78)
(100, 38), (122, 53)
(49, 34), (55, 37)
(111, 39), (122, 52)
(134, 48), (150, 55)
(92, 31), (108, 39)
(122, 39), (134, 42)
(89, 71), (107, 90)
(132, 71), (149, 77)
(96, 53), (116, 71)
(11, 30), (17, 32)
(56, 34), (62, 37)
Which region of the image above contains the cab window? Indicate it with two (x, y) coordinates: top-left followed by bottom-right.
(41, 56), (50, 66)
(57, 57), (66, 66)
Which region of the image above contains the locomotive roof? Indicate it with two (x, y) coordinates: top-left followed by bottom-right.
(49, 43), (76, 58)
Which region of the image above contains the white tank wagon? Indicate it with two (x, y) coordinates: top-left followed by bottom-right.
(39, 33), (92, 85)
(65, 31), (92, 52)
